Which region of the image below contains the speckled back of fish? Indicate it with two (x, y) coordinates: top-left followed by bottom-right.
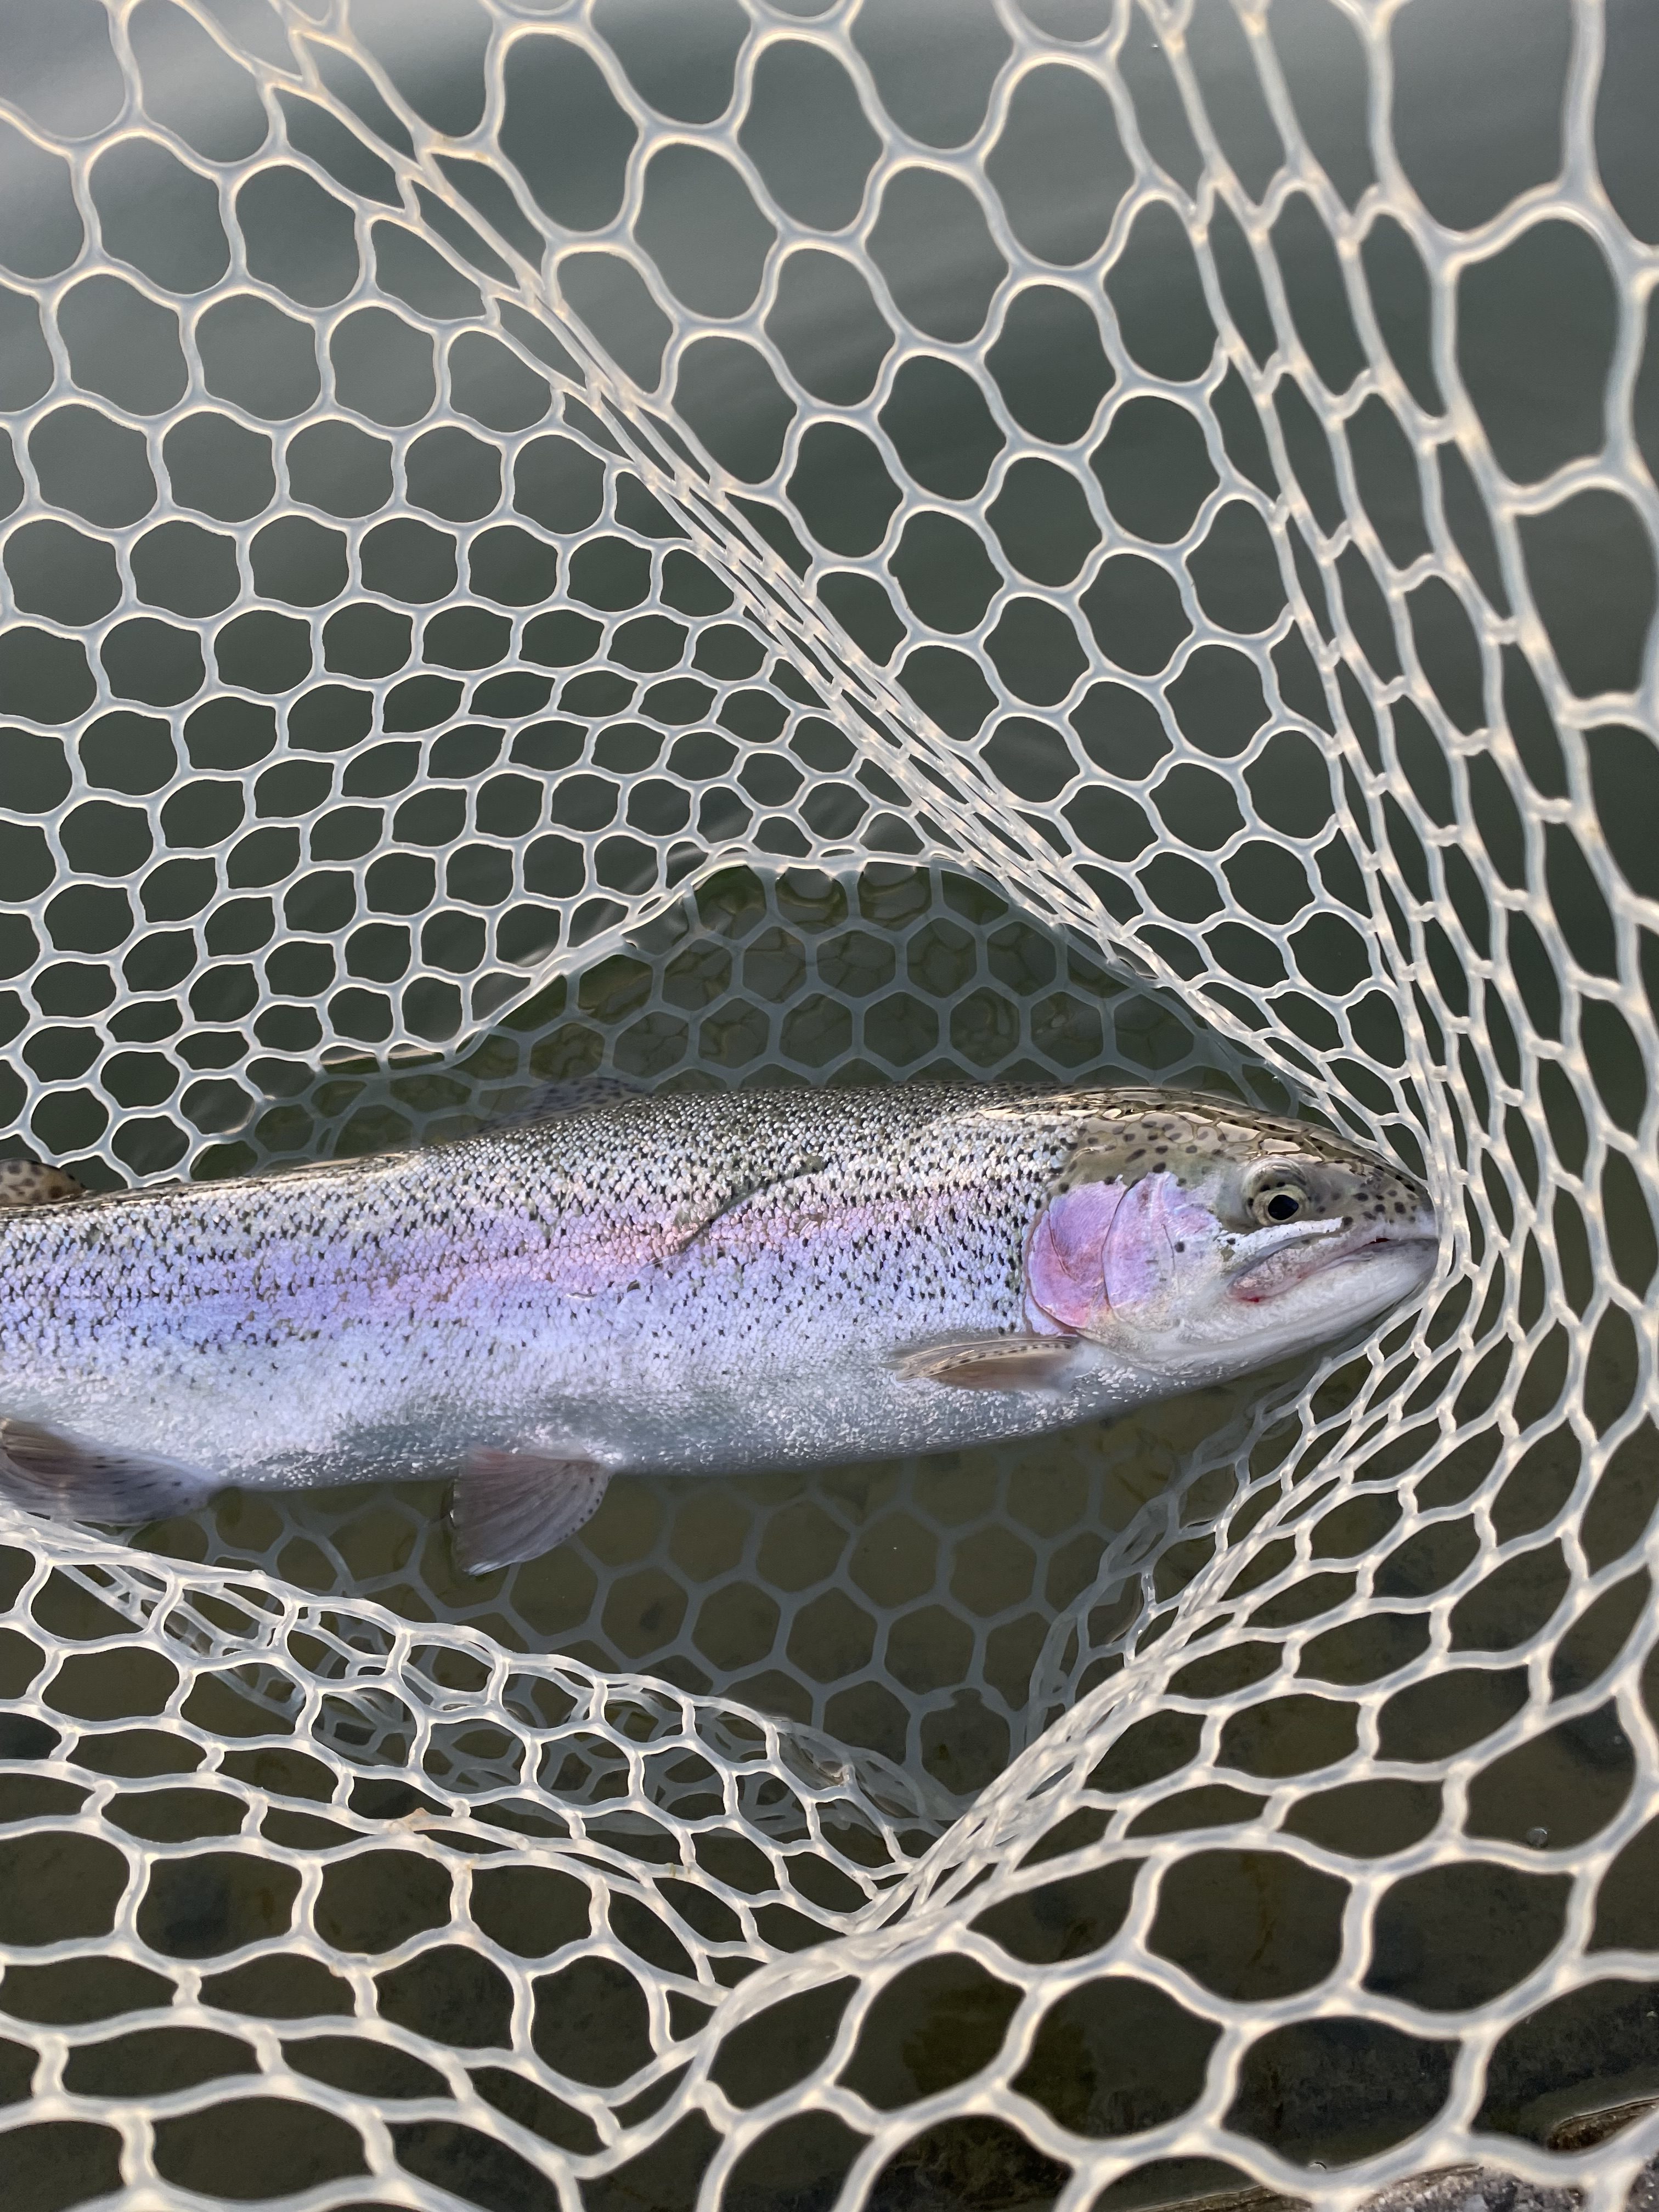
(0, 1084), (1437, 1571)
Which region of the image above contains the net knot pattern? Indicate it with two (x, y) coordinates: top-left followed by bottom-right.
(0, 0), (1656, 2205)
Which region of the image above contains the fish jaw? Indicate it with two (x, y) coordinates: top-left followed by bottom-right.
(1225, 1208), (1440, 1308)
(1214, 1208), (1441, 1358)
(1121, 1197), (1437, 1381)
(1020, 1110), (1441, 1388)
(1065, 1198), (1435, 1387)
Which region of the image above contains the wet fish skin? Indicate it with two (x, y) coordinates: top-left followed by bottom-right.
(0, 1084), (1437, 1565)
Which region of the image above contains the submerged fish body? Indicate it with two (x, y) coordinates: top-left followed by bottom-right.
(0, 1085), (1438, 1568)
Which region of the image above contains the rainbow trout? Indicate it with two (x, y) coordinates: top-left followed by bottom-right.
(0, 1085), (1436, 1572)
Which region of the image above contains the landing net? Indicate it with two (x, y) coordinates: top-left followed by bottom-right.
(0, 1), (1655, 2206)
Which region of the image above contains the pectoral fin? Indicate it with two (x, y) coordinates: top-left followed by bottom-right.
(892, 1333), (1083, 1391)
(449, 1449), (612, 1575)
(0, 1419), (218, 1523)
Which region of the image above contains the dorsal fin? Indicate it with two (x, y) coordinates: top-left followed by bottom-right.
(478, 1075), (639, 1132)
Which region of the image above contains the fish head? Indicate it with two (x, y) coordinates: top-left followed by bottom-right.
(1023, 1094), (1438, 1381)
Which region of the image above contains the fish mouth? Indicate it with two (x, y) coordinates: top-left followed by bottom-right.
(1229, 1220), (1438, 1304)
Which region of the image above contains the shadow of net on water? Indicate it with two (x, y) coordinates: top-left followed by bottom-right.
(0, 0), (1655, 2208)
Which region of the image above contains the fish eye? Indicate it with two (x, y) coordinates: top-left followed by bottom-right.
(1248, 1178), (1310, 1226)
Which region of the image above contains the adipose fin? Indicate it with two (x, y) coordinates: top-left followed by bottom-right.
(0, 1160), (88, 1209)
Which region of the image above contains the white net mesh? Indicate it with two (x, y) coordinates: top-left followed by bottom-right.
(1, 0), (1656, 2204)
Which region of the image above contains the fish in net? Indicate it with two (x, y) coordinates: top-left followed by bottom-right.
(0, 0), (1655, 2206)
